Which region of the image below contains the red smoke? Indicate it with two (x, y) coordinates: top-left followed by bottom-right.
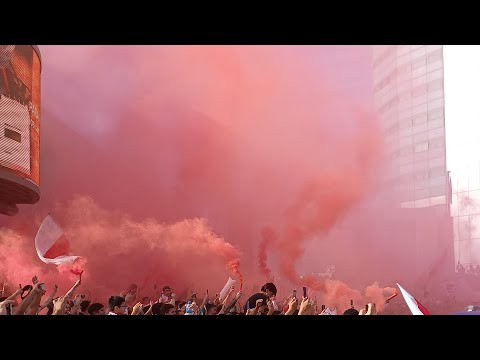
(258, 226), (276, 279)
(228, 258), (243, 290)
(0, 196), (241, 300)
(0, 45), (408, 308)
(364, 283), (397, 312)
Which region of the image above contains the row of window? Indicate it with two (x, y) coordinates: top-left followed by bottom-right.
(372, 46), (397, 68)
(388, 141), (444, 161)
(375, 78), (444, 112)
(400, 194), (447, 209)
(374, 50), (443, 93)
(399, 185), (447, 202)
(396, 166), (446, 182)
(384, 109), (444, 138)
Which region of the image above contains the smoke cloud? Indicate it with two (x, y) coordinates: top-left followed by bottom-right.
(0, 45), (418, 310)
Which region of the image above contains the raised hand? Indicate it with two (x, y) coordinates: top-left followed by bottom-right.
(284, 297), (298, 315)
(125, 292), (136, 303)
(298, 297), (313, 315)
(234, 290), (243, 301)
(131, 302), (143, 315)
(0, 298), (15, 315)
(52, 296), (67, 315)
(267, 300), (275, 315)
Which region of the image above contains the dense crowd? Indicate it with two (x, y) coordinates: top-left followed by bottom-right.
(0, 276), (385, 315)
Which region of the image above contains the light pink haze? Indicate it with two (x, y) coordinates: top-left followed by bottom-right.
(0, 45), (415, 310)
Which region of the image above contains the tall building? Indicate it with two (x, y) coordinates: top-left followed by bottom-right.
(0, 45), (41, 216)
(373, 45), (480, 270)
(373, 45), (447, 210)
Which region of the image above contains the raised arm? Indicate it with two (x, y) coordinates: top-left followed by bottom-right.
(219, 290), (242, 315)
(14, 283), (45, 315)
(39, 284), (58, 311)
(5, 284), (22, 302)
(64, 278), (81, 300)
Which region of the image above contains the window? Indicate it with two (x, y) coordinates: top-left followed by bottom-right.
(413, 113), (428, 125)
(415, 198), (430, 208)
(400, 172), (414, 183)
(412, 75), (426, 87)
(413, 103), (428, 115)
(415, 141), (429, 152)
(412, 66), (427, 78)
(414, 131), (428, 143)
(429, 148), (445, 159)
(427, 79), (443, 92)
(428, 89), (443, 101)
(429, 137), (445, 149)
(427, 49), (443, 63)
(401, 201), (415, 208)
(413, 58), (427, 69)
(411, 45), (425, 51)
(399, 188), (415, 201)
(380, 98), (397, 113)
(430, 166), (445, 178)
(411, 46), (426, 59)
(430, 185), (446, 197)
(427, 59), (443, 72)
(398, 90), (411, 102)
(430, 156), (445, 168)
(427, 68), (443, 82)
(399, 127), (412, 138)
(428, 108), (444, 120)
(414, 160), (429, 171)
(429, 98), (444, 110)
(373, 46), (396, 67)
(412, 84), (427, 97)
(399, 145), (413, 156)
(426, 45), (442, 53)
(429, 118), (444, 130)
(415, 150), (429, 161)
(415, 170), (429, 181)
(397, 63), (412, 76)
(5, 128), (21, 143)
(399, 136), (413, 147)
(400, 118), (413, 128)
(430, 195), (446, 206)
(429, 127), (445, 139)
(400, 164), (413, 174)
(397, 45), (411, 55)
(430, 175), (446, 187)
(399, 156), (413, 165)
(386, 123), (399, 135)
(415, 188), (430, 200)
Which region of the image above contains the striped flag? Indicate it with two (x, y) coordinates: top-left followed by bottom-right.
(397, 283), (430, 315)
(35, 214), (80, 265)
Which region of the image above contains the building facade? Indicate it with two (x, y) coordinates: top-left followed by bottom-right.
(373, 45), (448, 210)
(373, 45), (480, 270)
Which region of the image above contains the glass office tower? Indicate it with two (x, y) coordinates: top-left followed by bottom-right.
(373, 45), (480, 269)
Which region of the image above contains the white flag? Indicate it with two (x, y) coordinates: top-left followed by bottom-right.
(396, 283), (430, 315)
(35, 215), (80, 265)
(219, 277), (236, 300)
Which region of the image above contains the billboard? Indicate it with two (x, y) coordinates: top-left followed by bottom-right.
(0, 45), (41, 214)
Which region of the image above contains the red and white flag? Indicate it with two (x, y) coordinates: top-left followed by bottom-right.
(35, 214), (80, 266)
(396, 283), (430, 315)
